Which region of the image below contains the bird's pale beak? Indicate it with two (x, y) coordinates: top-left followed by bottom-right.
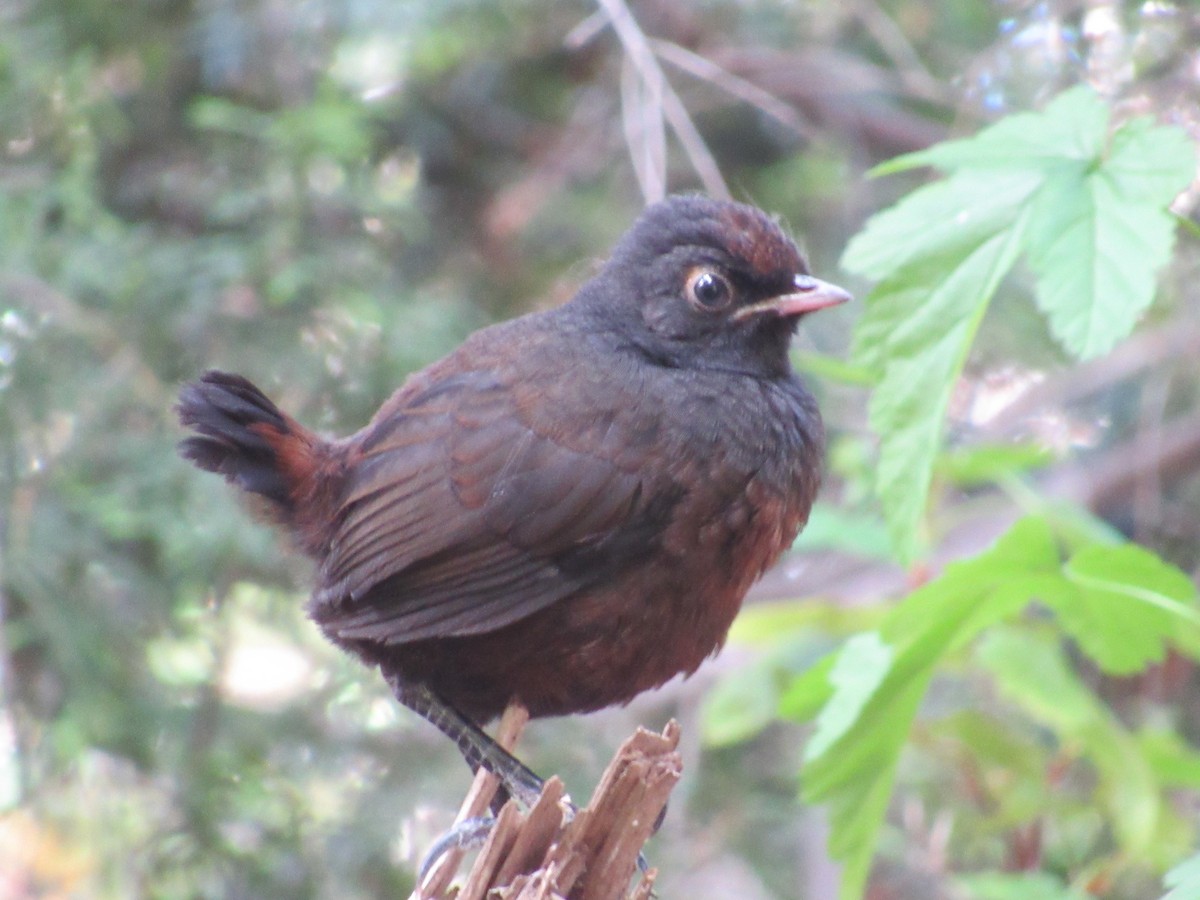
(732, 274), (852, 321)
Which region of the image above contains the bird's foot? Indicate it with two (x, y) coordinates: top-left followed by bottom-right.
(416, 787), (654, 884)
(417, 815), (496, 883)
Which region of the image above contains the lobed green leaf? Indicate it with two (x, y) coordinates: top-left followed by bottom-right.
(875, 86), (1109, 175)
(860, 222), (1026, 560)
(804, 632), (893, 761)
(845, 85), (1193, 557)
(1051, 544), (1200, 673)
(842, 169), (1039, 282)
(791, 517), (1059, 898)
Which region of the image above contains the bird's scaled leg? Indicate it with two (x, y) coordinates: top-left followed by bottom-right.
(392, 677), (655, 889)
(417, 816), (497, 886)
(407, 693), (536, 896)
(386, 675), (545, 810)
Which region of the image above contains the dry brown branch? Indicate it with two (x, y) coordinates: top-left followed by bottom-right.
(415, 721), (682, 900)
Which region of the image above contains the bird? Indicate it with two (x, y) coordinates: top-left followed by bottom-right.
(176, 193), (849, 819)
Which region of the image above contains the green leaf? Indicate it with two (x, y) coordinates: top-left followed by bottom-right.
(1140, 728), (1200, 789)
(936, 709), (1047, 781)
(1106, 116), (1200, 202)
(804, 632), (893, 761)
(1024, 138), (1188, 358)
(729, 598), (887, 647)
(977, 627), (1099, 729)
(877, 86), (1109, 174)
(846, 85), (1193, 558)
(933, 710), (1052, 827)
(791, 516), (1059, 899)
(956, 871), (1086, 900)
(190, 96), (274, 140)
(778, 652), (838, 722)
(842, 168), (1040, 282)
(274, 95), (372, 161)
(782, 517), (1195, 897)
(792, 503), (892, 559)
(1049, 544), (1200, 673)
(1176, 210), (1200, 241)
(859, 221), (1026, 560)
(793, 351), (879, 386)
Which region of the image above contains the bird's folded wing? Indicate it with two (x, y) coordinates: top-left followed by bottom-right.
(310, 373), (658, 644)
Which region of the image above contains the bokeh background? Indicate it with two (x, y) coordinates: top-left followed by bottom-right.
(3, 1), (1199, 898)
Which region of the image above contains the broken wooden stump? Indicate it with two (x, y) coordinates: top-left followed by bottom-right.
(412, 718), (682, 900)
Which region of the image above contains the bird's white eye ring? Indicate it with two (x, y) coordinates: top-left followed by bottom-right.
(685, 268), (733, 311)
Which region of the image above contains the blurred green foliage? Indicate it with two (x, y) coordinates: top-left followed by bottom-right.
(3, 1), (1199, 899)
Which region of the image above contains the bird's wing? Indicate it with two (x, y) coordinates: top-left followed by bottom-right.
(310, 367), (672, 645)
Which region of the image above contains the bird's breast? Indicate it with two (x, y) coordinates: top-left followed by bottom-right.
(342, 333), (825, 722)
(437, 373), (819, 720)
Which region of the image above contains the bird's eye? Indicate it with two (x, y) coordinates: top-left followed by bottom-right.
(685, 268), (733, 311)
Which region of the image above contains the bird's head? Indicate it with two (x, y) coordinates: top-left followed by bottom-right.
(582, 195), (850, 378)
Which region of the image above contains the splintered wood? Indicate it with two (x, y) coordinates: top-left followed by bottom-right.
(413, 718), (682, 900)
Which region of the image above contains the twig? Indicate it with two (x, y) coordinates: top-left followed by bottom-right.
(620, 54), (667, 203)
(565, 10), (609, 49)
(649, 39), (814, 139)
(595, 0), (731, 201)
(848, 0), (948, 104)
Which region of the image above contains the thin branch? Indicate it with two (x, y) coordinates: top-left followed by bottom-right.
(848, 0), (948, 104)
(657, 85), (731, 200)
(620, 54), (667, 203)
(565, 9), (609, 49)
(595, 0), (731, 200)
(650, 39), (814, 139)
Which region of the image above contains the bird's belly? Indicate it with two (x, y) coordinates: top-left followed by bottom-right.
(375, 577), (737, 722)
(371, 481), (797, 723)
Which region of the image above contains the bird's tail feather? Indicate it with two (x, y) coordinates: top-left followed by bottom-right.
(177, 371), (330, 543)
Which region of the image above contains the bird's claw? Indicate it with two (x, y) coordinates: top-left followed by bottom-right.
(416, 794), (655, 886)
(417, 814), (497, 883)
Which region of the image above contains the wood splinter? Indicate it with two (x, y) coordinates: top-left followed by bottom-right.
(413, 713), (682, 900)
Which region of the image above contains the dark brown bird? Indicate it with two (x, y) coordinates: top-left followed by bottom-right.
(177, 194), (848, 809)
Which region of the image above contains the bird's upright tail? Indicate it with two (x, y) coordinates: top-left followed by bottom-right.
(176, 370), (336, 554)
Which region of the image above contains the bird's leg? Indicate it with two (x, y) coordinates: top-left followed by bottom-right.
(390, 679), (549, 890)
(385, 674), (545, 812)
(390, 676), (655, 885)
